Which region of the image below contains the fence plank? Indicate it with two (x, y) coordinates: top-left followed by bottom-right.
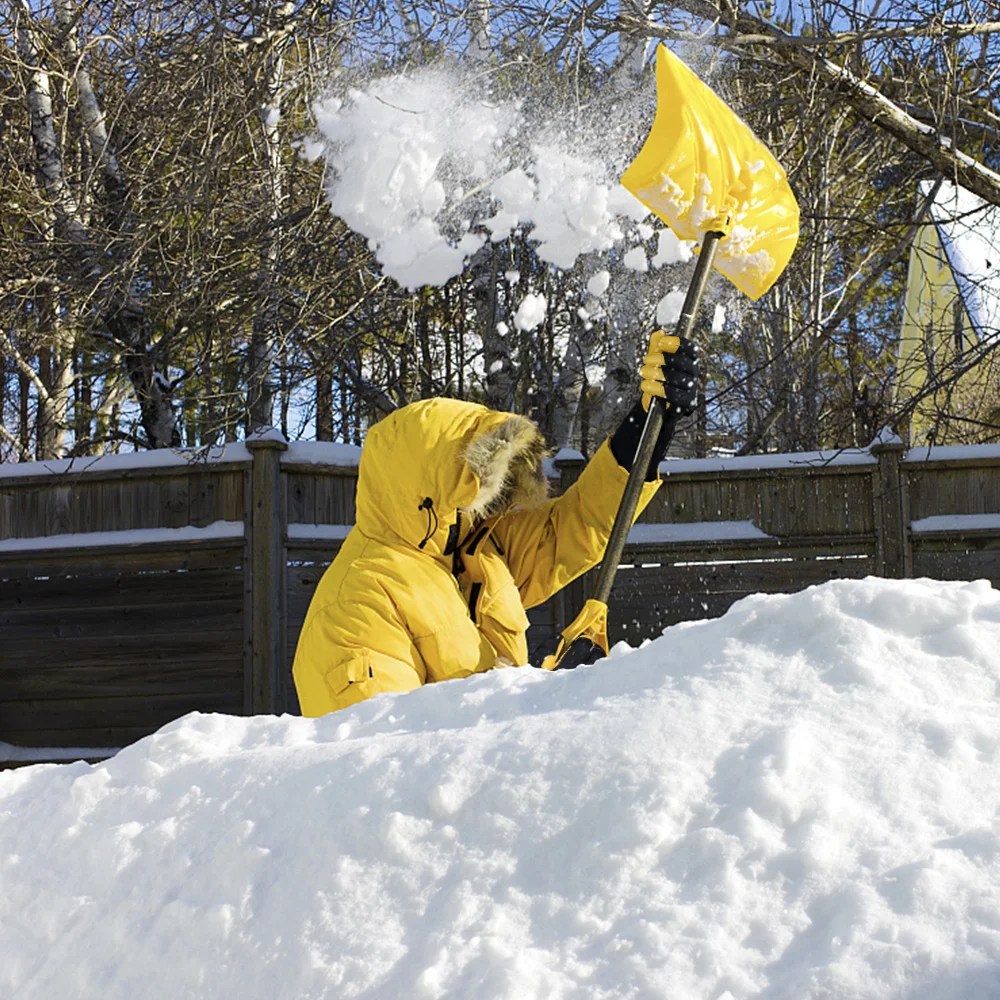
(911, 532), (1000, 584)
(2, 692), (240, 734)
(1, 599), (243, 639)
(287, 473), (317, 526)
(1, 725), (165, 751)
(159, 477), (191, 529)
(908, 466), (1000, 520)
(187, 471), (243, 526)
(314, 474), (357, 524)
(3, 563), (243, 606)
(643, 466), (875, 534)
(2, 662), (241, 700)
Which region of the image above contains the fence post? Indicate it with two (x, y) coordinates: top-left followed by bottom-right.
(554, 447), (587, 496)
(870, 435), (912, 579)
(245, 432), (288, 714)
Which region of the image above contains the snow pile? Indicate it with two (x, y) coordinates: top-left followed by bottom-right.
(4, 577), (1000, 999)
(308, 66), (672, 294)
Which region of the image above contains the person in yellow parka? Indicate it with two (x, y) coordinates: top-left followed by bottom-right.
(292, 332), (699, 716)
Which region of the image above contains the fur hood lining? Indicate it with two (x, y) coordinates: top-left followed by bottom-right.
(462, 415), (549, 519)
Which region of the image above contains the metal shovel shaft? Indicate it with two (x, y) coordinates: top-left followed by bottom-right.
(590, 230), (725, 606)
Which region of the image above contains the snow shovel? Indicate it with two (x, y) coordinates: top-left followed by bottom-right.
(541, 44), (799, 672)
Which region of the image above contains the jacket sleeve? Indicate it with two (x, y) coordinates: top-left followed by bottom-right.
(490, 438), (661, 610)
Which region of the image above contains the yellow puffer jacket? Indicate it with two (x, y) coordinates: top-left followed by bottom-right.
(292, 397), (660, 716)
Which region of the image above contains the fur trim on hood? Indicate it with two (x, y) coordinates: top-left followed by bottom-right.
(462, 415), (549, 519)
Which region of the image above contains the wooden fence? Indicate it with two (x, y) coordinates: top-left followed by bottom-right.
(2, 434), (999, 764)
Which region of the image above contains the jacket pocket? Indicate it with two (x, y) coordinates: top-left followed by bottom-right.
(480, 580), (531, 634)
(322, 653), (380, 709)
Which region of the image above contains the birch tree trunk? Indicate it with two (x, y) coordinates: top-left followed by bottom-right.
(35, 288), (74, 459)
(13, 7), (77, 458)
(467, 0), (492, 63)
(15, 0), (180, 450)
(15, 2), (88, 244)
(54, 0), (125, 205)
(248, 17), (292, 433)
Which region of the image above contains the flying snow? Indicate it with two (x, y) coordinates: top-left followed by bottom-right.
(309, 71), (506, 289)
(4, 577), (1000, 999)
(485, 145), (642, 270)
(513, 292), (547, 332)
(308, 67), (690, 298)
(712, 303), (727, 333)
(652, 226), (695, 267)
(586, 269), (611, 297)
(623, 246), (649, 272)
(656, 288), (687, 327)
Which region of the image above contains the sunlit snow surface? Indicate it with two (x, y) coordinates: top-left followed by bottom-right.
(3, 577), (1000, 999)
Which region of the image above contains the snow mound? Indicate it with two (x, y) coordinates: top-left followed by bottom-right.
(4, 577), (1000, 999)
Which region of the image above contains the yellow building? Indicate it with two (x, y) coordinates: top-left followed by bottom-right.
(895, 180), (1000, 444)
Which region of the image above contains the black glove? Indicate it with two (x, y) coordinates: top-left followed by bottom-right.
(639, 331), (699, 417)
(610, 333), (699, 480)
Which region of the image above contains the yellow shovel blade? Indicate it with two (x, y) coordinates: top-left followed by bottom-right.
(621, 45), (799, 301)
(541, 599), (610, 671)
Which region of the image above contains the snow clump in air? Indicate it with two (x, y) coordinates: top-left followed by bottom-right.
(486, 146), (646, 270)
(656, 288), (687, 327)
(513, 292), (547, 332)
(652, 226), (694, 267)
(586, 269), (611, 297)
(712, 303), (726, 332)
(308, 66), (672, 295)
(4, 577), (1000, 999)
(309, 69), (506, 289)
(623, 246), (649, 272)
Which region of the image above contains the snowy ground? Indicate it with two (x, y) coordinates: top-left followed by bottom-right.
(3, 576), (1000, 999)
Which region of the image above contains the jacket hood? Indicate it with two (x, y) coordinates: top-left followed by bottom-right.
(355, 398), (548, 555)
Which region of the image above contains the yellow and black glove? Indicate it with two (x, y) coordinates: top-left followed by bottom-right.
(610, 330), (699, 480)
(640, 330), (699, 415)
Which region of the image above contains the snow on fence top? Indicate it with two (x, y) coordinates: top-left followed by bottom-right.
(2, 439), (999, 483)
(283, 441), (363, 467)
(656, 447), (877, 475)
(627, 520), (771, 544)
(0, 443), (253, 480)
(910, 513), (1000, 534)
(902, 442), (1000, 464)
(0, 521), (244, 555)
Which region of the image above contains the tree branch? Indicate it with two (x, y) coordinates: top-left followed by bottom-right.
(0, 327), (51, 403)
(0, 420), (21, 450)
(620, 8), (1000, 206)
